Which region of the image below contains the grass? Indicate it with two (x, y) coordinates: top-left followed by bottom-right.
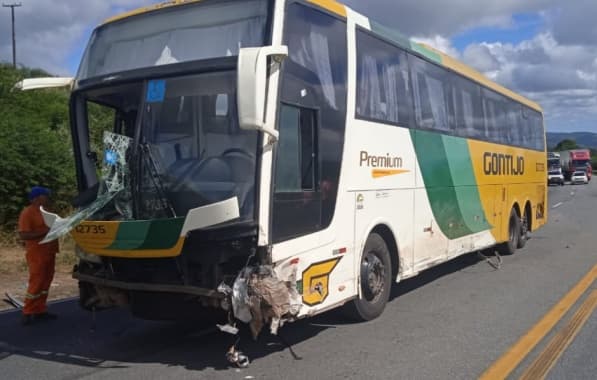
(0, 230), (77, 274)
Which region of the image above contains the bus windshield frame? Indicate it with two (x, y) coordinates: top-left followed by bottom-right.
(76, 0), (272, 82)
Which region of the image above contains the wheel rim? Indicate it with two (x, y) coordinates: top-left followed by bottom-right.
(361, 251), (386, 302)
(509, 216), (517, 245)
(521, 213), (528, 238)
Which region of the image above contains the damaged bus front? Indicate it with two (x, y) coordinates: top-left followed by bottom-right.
(40, 0), (299, 330)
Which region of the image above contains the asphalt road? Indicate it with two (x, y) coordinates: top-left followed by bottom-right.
(1, 181), (597, 380)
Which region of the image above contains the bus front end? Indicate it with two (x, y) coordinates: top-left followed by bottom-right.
(63, 0), (289, 323)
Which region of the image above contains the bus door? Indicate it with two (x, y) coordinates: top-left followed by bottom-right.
(271, 104), (322, 242)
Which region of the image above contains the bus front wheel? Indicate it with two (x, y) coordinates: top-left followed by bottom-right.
(499, 208), (520, 255)
(344, 233), (391, 321)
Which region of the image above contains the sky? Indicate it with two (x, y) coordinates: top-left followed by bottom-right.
(1, 1), (596, 133)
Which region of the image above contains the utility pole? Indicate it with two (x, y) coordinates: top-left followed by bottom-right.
(3, 2), (22, 68)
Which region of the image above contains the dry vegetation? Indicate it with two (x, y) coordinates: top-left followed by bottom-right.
(0, 231), (79, 311)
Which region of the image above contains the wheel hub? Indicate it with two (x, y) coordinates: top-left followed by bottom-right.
(361, 252), (385, 302)
(521, 215), (528, 236)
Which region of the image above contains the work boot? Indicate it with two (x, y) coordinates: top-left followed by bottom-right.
(36, 312), (57, 321)
(21, 314), (34, 326)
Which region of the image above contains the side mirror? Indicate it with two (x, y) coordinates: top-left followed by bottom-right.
(237, 46), (288, 141)
(13, 77), (74, 91)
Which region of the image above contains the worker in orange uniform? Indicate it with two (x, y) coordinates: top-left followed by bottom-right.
(18, 186), (59, 325)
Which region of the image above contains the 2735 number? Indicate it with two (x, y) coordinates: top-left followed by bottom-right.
(75, 224), (107, 234)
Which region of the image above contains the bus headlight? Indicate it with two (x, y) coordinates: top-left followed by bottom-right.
(75, 245), (102, 264)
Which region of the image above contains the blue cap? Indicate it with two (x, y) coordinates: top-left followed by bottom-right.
(29, 186), (51, 201)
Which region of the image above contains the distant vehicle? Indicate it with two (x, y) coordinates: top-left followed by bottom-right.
(571, 171), (588, 185)
(547, 152), (564, 185)
(547, 152), (561, 169)
(560, 149), (592, 181)
(547, 168), (564, 186)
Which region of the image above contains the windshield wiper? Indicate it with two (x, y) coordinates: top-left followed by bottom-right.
(140, 142), (177, 217)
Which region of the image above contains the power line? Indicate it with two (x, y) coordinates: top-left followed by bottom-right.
(3, 2), (22, 68)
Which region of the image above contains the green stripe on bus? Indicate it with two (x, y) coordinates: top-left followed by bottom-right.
(411, 130), (473, 239)
(370, 21), (411, 50)
(108, 220), (152, 250)
(442, 135), (492, 233)
(410, 42), (442, 64)
(137, 217), (185, 250)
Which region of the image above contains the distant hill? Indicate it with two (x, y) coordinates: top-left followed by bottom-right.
(546, 132), (597, 150)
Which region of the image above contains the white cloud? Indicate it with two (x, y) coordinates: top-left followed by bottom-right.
(461, 33), (597, 131)
(463, 44), (501, 73)
(549, 1), (597, 46)
(412, 35), (460, 59)
(0, 0), (154, 74)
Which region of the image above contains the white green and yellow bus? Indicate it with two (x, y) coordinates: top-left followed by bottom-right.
(21, 0), (547, 330)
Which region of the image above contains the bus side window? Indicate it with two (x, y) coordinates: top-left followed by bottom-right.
(355, 29), (413, 127)
(410, 56), (450, 132)
(275, 104), (317, 193)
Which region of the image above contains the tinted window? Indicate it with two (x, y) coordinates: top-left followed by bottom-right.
(451, 75), (483, 139)
(275, 104), (317, 192)
(351, 29), (545, 151)
(482, 88), (507, 143)
(356, 30), (413, 126)
(275, 106), (301, 192)
(410, 56), (451, 132)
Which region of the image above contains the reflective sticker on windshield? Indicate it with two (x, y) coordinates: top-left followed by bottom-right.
(146, 80), (166, 103)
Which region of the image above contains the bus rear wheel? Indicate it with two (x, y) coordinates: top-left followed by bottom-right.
(499, 208), (520, 255)
(517, 207), (531, 249)
(344, 233), (391, 321)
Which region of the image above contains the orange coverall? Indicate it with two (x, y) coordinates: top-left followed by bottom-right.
(18, 205), (59, 315)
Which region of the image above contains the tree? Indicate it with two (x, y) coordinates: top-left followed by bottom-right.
(0, 64), (76, 228)
(552, 139), (579, 151)
(0, 63), (116, 229)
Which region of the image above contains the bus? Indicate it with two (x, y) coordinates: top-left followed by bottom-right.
(19, 0), (547, 333)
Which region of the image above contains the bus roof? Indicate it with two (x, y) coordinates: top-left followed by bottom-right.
(102, 0), (542, 112)
(103, 0), (203, 25)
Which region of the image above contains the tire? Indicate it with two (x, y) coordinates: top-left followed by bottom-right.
(518, 207), (530, 249)
(498, 208), (520, 255)
(344, 233), (392, 321)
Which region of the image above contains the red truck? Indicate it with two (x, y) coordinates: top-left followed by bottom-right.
(560, 149), (592, 181)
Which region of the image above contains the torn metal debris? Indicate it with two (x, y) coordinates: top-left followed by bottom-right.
(226, 344), (250, 368)
(228, 265), (302, 339)
(217, 323), (240, 335)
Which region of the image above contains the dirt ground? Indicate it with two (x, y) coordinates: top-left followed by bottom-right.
(0, 245), (79, 311)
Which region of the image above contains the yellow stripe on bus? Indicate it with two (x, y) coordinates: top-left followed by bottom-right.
(372, 169), (410, 178)
(308, 0), (347, 17)
(103, 0), (203, 25)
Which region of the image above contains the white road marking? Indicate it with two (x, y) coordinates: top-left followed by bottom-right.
(552, 202), (563, 209)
